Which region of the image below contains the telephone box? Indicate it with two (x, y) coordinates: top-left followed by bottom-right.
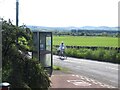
(32, 31), (53, 76)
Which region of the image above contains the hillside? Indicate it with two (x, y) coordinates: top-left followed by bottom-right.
(27, 25), (118, 31)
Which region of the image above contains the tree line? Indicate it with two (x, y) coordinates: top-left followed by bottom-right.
(52, 29), (119, 37)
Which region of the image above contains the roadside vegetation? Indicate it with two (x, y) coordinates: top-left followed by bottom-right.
(65, 48), (120, 64)
(53, 31), (120, 64)
(2, 19), (51, 89)
(53, 65), (70, 73)
(53, 46), (120, 64)
(53, 65), (62, 70)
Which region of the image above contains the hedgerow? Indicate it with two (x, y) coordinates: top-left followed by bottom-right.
(53, 46), (120, 64)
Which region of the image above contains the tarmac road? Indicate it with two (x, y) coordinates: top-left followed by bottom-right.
(53, 55), (119, 88)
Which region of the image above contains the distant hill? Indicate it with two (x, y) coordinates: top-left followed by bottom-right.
(27, 25), (118, 31)
(79, 26), (118, 31)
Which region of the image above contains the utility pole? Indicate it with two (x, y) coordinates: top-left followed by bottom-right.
(16, 0), (19, 26)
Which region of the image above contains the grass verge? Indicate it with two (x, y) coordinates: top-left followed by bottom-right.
(53, 65), (70, 72)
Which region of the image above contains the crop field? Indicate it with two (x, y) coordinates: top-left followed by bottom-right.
(53, 36), (119, 47)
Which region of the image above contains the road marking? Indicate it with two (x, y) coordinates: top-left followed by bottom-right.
(75, 75), (116, 88)
(76, 75), (79, 77)
(72, 74), (75, 76)
(80, 76), (85, 80)
(86, 78), (91, 82)
(67, 80), (91, 86)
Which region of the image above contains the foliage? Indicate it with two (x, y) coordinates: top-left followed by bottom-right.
(53, 65), (62, 70)
(2, 19), (51, 89)
(53, 46), (120, 64)
(52, 30), (118, 37)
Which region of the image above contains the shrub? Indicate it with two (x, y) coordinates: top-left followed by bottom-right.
(2, 19), (51, 89)
(65, 48), (73, 57)
(84, 49), (93, 59)
(52, 46), (57, 55)
(61, 47), (120, 64)
(103, 50), (111, 62)
(116, 53), (120, 64)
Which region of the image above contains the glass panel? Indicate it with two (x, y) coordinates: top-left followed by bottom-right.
(39, 33), (52, 67)
(45, 54), (51, 67)
(40, 33), (46, 50)
(40, 54), (51, 67)
(46, 36), (51, 51)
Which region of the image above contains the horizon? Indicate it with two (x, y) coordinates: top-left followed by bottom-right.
(27, 25), (118, 28)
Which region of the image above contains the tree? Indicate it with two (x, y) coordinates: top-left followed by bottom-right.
(2, 19), (51, 89)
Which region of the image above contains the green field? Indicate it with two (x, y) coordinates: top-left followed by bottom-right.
(53, 36), (119, 47)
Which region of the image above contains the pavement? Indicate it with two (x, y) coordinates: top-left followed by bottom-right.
(49, 70), (117, 90)
(53, 55), (118, 88)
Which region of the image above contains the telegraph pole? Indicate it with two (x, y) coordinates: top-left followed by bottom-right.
(16, 0), (19, 26)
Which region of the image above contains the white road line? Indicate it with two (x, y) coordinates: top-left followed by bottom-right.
(76, 75), (79, 77)
(67, 80), (92, 86)
(81, 77), (85, 80)
(97, 82), (102, 85)
(86, 78), (91, 82)
(72, 74), (75, 76)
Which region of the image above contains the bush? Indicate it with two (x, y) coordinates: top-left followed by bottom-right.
(92, 48), (105, 61)
(103, 50), (111, 62)
(65, 48), (73, 57)
(52, 46), (57, 55)
(116, 53), (120, 64)
(2, 19), (51, 89)
(22, 58), (51, 89)
(61, 47), (120, 64)
(84, 49), (93, 59)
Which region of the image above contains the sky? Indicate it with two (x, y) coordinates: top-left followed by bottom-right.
(0, 0), (119, 27)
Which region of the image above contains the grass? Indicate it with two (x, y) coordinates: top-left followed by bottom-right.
(53, 65), (62, 70)
(53, 65), (70, 72)
(53, 36), (119, 47)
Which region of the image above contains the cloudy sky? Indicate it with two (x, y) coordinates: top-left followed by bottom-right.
(0, 0), (119, 27)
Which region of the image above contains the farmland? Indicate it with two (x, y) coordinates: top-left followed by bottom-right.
(53, 35), (120, 64)
(53, 36), (119, 47)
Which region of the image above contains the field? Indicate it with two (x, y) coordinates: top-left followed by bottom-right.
(53, 36), (119, 47)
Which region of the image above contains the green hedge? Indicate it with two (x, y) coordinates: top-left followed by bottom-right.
(53, 47), (120, 64)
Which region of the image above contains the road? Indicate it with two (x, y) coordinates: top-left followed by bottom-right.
(53, 55), (119, 88)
